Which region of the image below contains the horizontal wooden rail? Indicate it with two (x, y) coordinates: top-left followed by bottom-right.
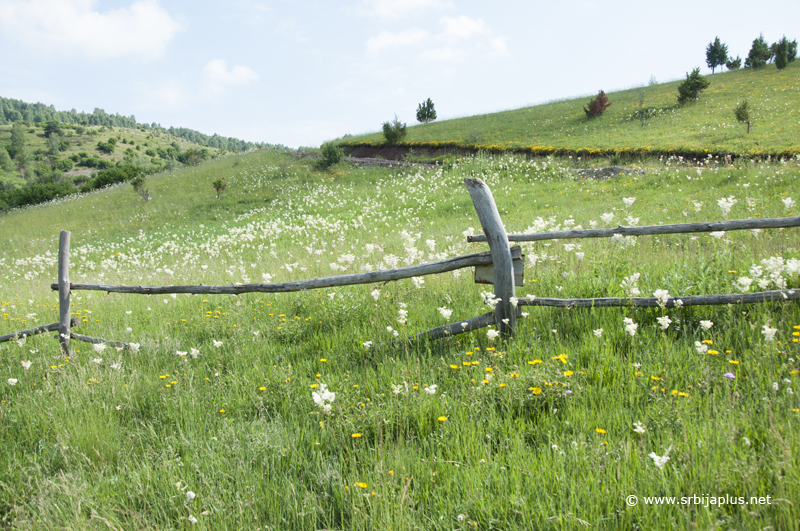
(517, 289), (800, 308)
(0, 318), (80, 344)
(50, 247), (522, 295)
(467, 216), (800, 243)
(69, 331), (137, 351)
(414, 311), (497, 341)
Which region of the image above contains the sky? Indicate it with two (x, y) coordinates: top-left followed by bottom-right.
(1, 0), (798, 149)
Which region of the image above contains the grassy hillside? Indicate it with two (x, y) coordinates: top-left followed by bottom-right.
(342, 61), (800, 158)
(0, 122), (219, 188)
(1, 150), (799, 529)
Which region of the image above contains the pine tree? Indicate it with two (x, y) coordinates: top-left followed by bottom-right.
(416, 98), (437, 123)
(745, 34), (771, 69)
(789, 39), (798, 62)
(705, 37), (728, 73)
(677, 68), (711, 104)
(583, 91), (612, 119)
(382, 115), (407, 144)
(734, 100), (751, 134)
(726, 56), (742, 70)
(775, 36), (789, 70)
(0, 146), (14, 172)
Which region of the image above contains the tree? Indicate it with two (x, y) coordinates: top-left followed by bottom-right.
(789, 39), (798, 62)
(212, 178), (226, 200)
(775, 36), (789, 70)
(44, 121), (62, 138)
(382, 115), (407, 144)
(416, 98), (437, 123)
(677, 68), (711, 104)
(705, 37), (728, 73)
(734, 100), (751, 134)
(584, 90), (612, 119)
(0, 146), (14, 172)
(726, 56), (742, 69)
(9, 122), (25, 159)
(745, 34), (771, 69)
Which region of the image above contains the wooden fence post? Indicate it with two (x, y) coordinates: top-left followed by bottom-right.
(58, 230), (71, 355)
(464, 177), (516, 339)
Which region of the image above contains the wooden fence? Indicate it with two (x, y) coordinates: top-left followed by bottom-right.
(2, 177), (799, 354)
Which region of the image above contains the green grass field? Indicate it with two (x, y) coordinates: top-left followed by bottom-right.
(342, 61), (800, 158)
(1, 149), (799, 529)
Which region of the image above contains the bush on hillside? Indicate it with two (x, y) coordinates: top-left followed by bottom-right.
(584, 91), (612, 119)
(96, 140), (115, 154)
(0, 181), (77, 211)
(316, 143), (344, 170)
(677, 68), (711, 104)
(80, 164), (143, 192)
(382, 115), (407, 144)
(726, 56), (742, 69)
(735, 100), (751, 134)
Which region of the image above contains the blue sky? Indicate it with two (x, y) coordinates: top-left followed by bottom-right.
(1, 0), (798, 148)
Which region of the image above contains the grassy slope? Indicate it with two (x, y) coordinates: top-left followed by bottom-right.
(0, 123), (219, 187)
(344, 61), (800, 156)
(1, 150), (799, 529)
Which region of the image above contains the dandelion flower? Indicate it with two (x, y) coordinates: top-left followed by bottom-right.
(437, 416), (447, 422)
(352, 433), (362, 438)
(595, 428), (606, 434)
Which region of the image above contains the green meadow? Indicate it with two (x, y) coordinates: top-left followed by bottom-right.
(341, 60), (800, 158)
(1, 149), (799, 529)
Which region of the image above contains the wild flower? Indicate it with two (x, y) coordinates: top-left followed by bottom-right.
(176, 350), (188, 357)
(575, 252), (585, 260)
(657, 316), (672, 330)
(411, 277), (424, 289)
(762, 325), (777, 342)
(709, 231), (725, 239)
(370, 289), (381, 301)
(363, 341), (373, 349)
(129, 343), (140, 352)
(188, 515), (198, 524)
(600, 212), (614, 224)
(397, 308), (408, 324)
(693, 201), (703, 212)
(213, 340), (223, 348)
(186, 491), (196, 503)
(772, 382), (779, 391)
(312, 384), (335, 413)
(623, 197), (636, 208)
(783, 197), (795, 211)
(93, 343), (107, 353)
(695, 341), (708, 354)
(487, 329), (500, 341)
(8, 378), (18, 386)
(717, 196), (737, 217)
(653, 289), (670, 309)
(593, 328), (603, 338)
(92, 358), (103, 364)
(424, 384), (437, 395)
(649, 446), (672, 469)
(736, 276), (753, 292)
(623, 318), (638, 336)
(190, 348), (201, 359)
(438, 307), (453, 319)
(700, 320), (714, 331)
(620, 273), (641, 296)
(611, 234), (635, 247)
(262, 273), (272, 282)
(21, 360), (32, 370)
(724, 372), (735, 380)
(633, 421), (646, 434)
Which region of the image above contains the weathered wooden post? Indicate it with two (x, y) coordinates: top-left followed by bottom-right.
(464, 177), (516, 339)
(58, 230), (71, 355)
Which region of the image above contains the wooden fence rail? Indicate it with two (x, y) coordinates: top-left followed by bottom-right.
(467, 216), (800, 243)
(0, 318), (79, 344)
(517, 289), (800, 309)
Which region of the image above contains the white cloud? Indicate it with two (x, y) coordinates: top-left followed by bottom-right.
(366, 29), (430, 55)
(202, 59), (259, 93)
(0, 0), (182, 60)
(486, 37), (509, 58)
(440, 15), (488, 42)
(360, 0), (451, 19)
(419, 47), (465, 62)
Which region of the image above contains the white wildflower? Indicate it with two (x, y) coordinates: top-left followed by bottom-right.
(424, 384), (437, 395)
(438, 307), (453, 319)
(370, 289), (381, 301)
(93, 343), (107, 353)
(186, 491), (196, 503)
(623, 197), (636, 208)
(709, 231), (725, 239)
(411, 277), (424, 289)
(653, 289), (670, 309)
(736, 276), (753, 292)
(783, 197), (795, 211)
(213, 340), (223, 348)
(600, 212), (614, 224)
(656, 316), (672, 330)
(761, 325), (777, 342)
(593, 328), (603, 338)
(699, 320), (713, 331)
(312, 383), (336, 413)
(695, 341), (708, 354)
(8, 378), (18, 386)
(21, 360), (32, 370)
(623, 317), (638, 337)
(649, 446), (672, 469)
(717, 196), (737, 217)
(633, 421), (646, 434)
(363, 341), (373, 349)
(190, 348), (201, 359)
(487, 329), (500, 341)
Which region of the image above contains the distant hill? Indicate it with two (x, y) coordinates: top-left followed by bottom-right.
(0, 96), (290, 153)
(339, 60), (800, 160)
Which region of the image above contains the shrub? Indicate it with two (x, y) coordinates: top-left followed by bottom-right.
(96, 141), (115, 154)
(677, 68), (711, 104)
(212, 178), (226, 200)
(53, 158), (73, 172)
(316, 143), (344, 170)
(584, 91), (612, 119)
(735, 100), (751, 134)
(416, 98), (437, 124)
(80, 164), (143, 192)
(726, 56), (742, 69)
(382, 115), (407, 144)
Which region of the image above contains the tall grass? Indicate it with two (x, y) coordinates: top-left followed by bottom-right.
(1, 150), (799, 529)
